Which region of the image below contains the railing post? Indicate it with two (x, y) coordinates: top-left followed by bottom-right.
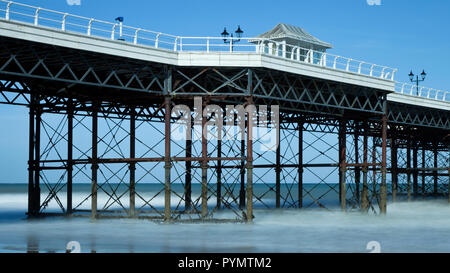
(346, 59), (351, 72)
(155, 33), (161, 48)
(381, 67), (386, 79)
(206, 38), (210, 53)
(133, 29), (140, 44)
(34, 8), (40, 26)
(333, 56), (338, 69)
(111, 24), (116, 40)
(369, 64), (375, 77)
(180, 37), (183, 52)
(358, 62), (363, 74)
(5, 2), (12, 21)
(391, 69), (396, 81)
(230, 38), (233, 53)
(87, 19), (93, 36)
(62, 13), (68, 31)
(173, 37), (178, 51)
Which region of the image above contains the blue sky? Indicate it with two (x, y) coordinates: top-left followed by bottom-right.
(0, 0), (449, 183)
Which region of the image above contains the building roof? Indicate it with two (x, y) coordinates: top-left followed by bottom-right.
(256, 23), (333, 49)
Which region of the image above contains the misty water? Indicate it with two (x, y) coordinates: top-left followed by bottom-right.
(1, 184), (450, 253)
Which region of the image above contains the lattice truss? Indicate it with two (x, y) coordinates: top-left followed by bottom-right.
(30, 98), (253, 221)
(394, 143), (449, 197)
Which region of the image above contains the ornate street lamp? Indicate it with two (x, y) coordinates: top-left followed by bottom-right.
(409, 70), (426, 96)
(221, 25), (244, 44)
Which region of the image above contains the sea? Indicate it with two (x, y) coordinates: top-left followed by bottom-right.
(1, 183), (450, 253)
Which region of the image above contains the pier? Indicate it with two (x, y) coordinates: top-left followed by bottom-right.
(0, 1), (448, 223)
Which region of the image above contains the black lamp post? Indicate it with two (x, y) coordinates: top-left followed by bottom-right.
(221, 25), (244, 44)
(408, 70), (427, 96)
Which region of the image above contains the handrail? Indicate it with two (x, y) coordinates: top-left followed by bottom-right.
(394, 82), (449, 102)
(0, 0), (448, 103)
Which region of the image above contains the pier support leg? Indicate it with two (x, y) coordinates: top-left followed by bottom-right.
(391, 135), (398, 203)
(276, 124), (281, 208)
(185, 125), (192, 211)
(339, 119), (347, 211)
(91, 104), (98, 219)
(246, 96), (254, 222)
(407, 138), (412, 201)
(380, 111), (388, 214)
(201, 99), (208, 218)
(164, 96), (172, 221)
(355, 125), (360, 204)
(361, 122), (369, 212)
(217, 139), (222, 209)
(129, 108), (136, 217)
(28, 94), (36, 217)
(240, 137), (245, 209)
(422, 148), (426, 196)
(298, 120), (303, 209)
(372, 137), (377, 199)
(433, 142), (438, 195)
(67, 98), (73, 214)
(413, 145), (418, 197)
(34, 101), (41, 216)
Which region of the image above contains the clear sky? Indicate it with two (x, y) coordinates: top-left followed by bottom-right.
(0, 0), (449, 183)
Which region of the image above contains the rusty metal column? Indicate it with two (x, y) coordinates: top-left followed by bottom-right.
(372, 137), (377, 199)
(217, 138), (222, 209)
(129, 108), (136, 217)
(339, 119), (347, 211)
(34, 98), (41, 216)
(421, 148), (426, 196)
(201, 98), (208, 218)
(413, 144), (418, 196)
(28, 94), (36, 216)
(246, 69), (254, 222)
(407, 137), (412, 201)
(91, 103), (98, 219)
(240, 136), (245, 209)
(164, 96), (172, 221)
(276, 123), (281, 208)
(298, 119), (303, 209)
(246, 99), (254, 222)
(390, 134), (398, 203)
(164, 66), (173, 221)
(185, 123), (192, 211)
(354, 125), (360, 204)
(361, 122), (369, 212)
(67, 98), (73, 214)
(433, 142), (438, 195)
(380, 104), (388, 214)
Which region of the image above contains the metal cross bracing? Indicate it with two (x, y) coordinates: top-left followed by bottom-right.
(2, 84), (449, 221)
(387, 127), (450, 200)
(0, 35), (448, 129)
(0, 39), (448, 221)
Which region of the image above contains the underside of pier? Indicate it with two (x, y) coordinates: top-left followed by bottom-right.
(0, 36), (449, 222)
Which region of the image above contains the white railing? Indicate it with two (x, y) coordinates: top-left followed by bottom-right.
(1, 0), (449, 103)
(395, 82), (449, 102)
